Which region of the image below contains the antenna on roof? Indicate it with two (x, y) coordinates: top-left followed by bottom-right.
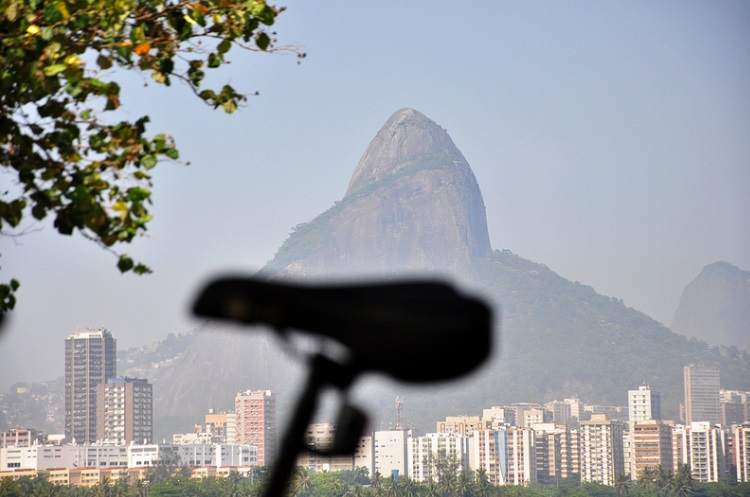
(395, 397), (404, 430)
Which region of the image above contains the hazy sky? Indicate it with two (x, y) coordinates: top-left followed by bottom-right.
(2, 1), (749, 391)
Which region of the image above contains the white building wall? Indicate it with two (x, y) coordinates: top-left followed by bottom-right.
(374, 430), (412, 478)
(408, 432), (468, 482)
(736, 423), (750, 483)
(1, 446), (78, 471)
(685, 422), (728, 483)
(469, 429), (507, 486)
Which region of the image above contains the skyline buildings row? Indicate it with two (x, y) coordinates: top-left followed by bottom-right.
(4, 328), (749, 487)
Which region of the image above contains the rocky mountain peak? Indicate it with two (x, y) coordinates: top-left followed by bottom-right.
(671, 261), (750, 351)
(265, 109), (492, 281)
(346, 108), (464, 196)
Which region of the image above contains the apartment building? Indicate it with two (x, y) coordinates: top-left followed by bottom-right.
(579, 414), (625, 486)
(631, 420), (673, 479)
(235, 389), (276, 466)
(96, 377), (152, 445)
(64, 328), (116, 444)
(409, 431), (469, 482)
(673, 422), (729, 483)
(735, 422), (750, 482)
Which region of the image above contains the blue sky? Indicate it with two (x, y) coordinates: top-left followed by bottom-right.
(2, 1), (749, 389)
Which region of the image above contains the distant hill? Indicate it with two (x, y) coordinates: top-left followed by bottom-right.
(671, 262), (750, 352)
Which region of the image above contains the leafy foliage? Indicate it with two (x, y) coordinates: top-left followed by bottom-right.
(0, 0), (301, 315)
(2, 471), (749, 497)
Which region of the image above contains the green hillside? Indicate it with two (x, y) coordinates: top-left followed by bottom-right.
(474, 249), (750, 420)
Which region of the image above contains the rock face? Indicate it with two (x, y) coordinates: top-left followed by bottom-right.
(264, 108), (491, 282)
(671, 262), (750, 352)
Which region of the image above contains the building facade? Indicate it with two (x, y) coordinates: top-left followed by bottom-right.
(234, 390), (276, 466)
(297, 423), (354, 473)
(372, 429), (413, 479)
(631, 420), (673, 479)
(469, 429), (506, 485)
(409, 431), (469, 482)
(579, 414), (625, 486)
(0, 429), (46, 448)
(735, 423), (750, 482)
(96, 377), (153, 445)
(673, 422), (729, 483)
(628, 385), (661, 477)
(64, 328), (116, 444)
(683, 364), (721, 425)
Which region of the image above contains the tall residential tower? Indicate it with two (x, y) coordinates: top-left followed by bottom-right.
(684, 364), (721, 425)
(64, 328), (116, 444)
(235, 389), (276, 466)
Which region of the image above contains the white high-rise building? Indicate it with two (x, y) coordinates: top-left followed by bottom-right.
(629, 385), (661, 423)
(579, 414), (625, 486)
(373, 429), (413, 479)
(628, 385), (661, 477)
(673, 422), (729, 483)
(735, 423), (750, 482)
(409, 432), (468, 482)
(506, 427), (537, 486)
(469, 429), (507, 485)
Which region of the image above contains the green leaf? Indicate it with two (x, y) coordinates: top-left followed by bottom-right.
(133, 264), (151, 275)
(165, 148), (179, 160)
(222, 99), (237, 114)
(117, 255), (134, 273)
(127, 187), (151, 202)
(217, 39), (232, 55)
(255, 32), (270, 51)
(96, 54), (113, 69)
(43, 64), (68, 77)
(207, 53), (221, 68)
(31, 203), (47, 220)
(141, 154), (157, 169)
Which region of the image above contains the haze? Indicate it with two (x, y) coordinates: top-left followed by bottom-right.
(1, 1), (749, 390)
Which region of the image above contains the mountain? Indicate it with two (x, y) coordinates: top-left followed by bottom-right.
(149, 109), (750, 436)
(671, 262), (750, 352)
(262, 107), (491, 282)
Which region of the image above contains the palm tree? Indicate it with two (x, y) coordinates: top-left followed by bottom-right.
(615, 473), (631, 496)
(424, 480), (440, 497)
(384, 476), (400, 497)
(671, 465), (693, 497)
(353, 467), (370, 486)
(399, 477), (417, 497)
(473, 468), (492, 497)
(637, 466), (658, 492)
(656, 465), (674, 496)
(345, 483), (372, 497)
(291, 467), (313, 497)
(456, 472), (472, 497)
(438, 471), (457, 497)
(370, 471), (384, 497)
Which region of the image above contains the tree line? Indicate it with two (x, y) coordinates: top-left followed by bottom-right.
(2, 465), (750, 497)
